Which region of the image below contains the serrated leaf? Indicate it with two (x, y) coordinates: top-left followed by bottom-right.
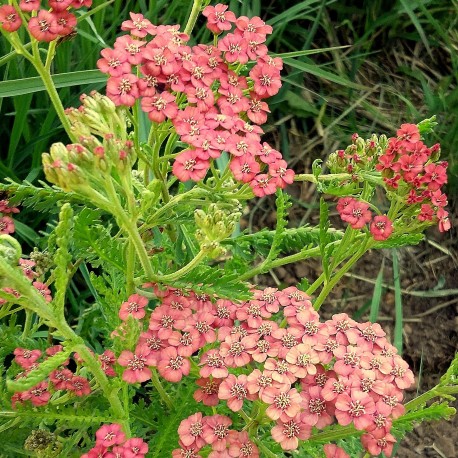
(373, 233), (424, 249)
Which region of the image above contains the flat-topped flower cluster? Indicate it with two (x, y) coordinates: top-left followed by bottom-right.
(95, 4), (294, 196)
(0, 0), (91, 42)
(111, 285), (413, 457)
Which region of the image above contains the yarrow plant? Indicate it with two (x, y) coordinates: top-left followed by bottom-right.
(0, 1), (456, 457)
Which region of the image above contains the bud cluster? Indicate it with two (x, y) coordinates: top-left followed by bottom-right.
(95, 4), (295, 196)
(328, 123), (451, 235)
(0, 1), (91, 42)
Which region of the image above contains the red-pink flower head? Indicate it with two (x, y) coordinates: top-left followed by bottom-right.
(370, 215), (393, 241)
(28, 10), (59, 42)
(95, 423), (126, 447)
(0, 5), (22, 32)
(19, 0), (40, 12)
(119, 293), (149, 321)
(202, 4), (236, 34)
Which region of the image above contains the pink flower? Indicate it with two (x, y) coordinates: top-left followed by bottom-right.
(202, 4), (236, 34)
(121, 12), (156, 37)
(422, 163), (447, 191)
(219, 334), (255, 367)
(53, 11), (77, 37)
(157, 346), (190, 382)
(397, 123), (420, 143)
(250, 174), (277, 197)
(28, 11), (59, 42)
(119, 293), (149, 321)
(107, 74), (139, 106)
(122, 438), (148, 458)
(202, 415), (232, 451)
(437, 208), (451, 232)
(178, 412), (206, 449)
(141, 92), (178, 122)
(96, 423), (126, 447)
(199, 349), (228, 379)
(99, 350), (117, 376)
(262, 387), (302, 421)
(361, 429), (396, 457)
(172, 150), (209, 182)
(218, 374), (254, 412)
(68, 375), (91, 396)
(114, 35), (146, 65)
(97, 48), (131, 77)
(249, 63), (282, 98)
(370, 215), (393, 241)
(323, 444), (350, 458)
(335, 390), (375, 430)
(271, 413), (311, 450)
(14, 348), (42, 368)
(218, 33), (249, 64)
(228, 431), (259, 457)
(0, 216), (15, 234)
(19, 0), (40, 12)
(72, 0), (92, 8)
(0, 5), (22, 32)
(193, 377), (222, 406)
(339, 199), (372, 229)
(285, 343), (320, 379)
(33, 281), (52, 302)
(50, 368), (73, 390)
(300, 385), (334, 428)
(24, 381), (51, 406)
(48, 0), (73, 12)
(118, 344), (155, 383)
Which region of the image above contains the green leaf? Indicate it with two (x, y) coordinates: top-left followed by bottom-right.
(369, 258), (385, 323)
(0, 70), (105, 98)
(373, 233), (423, 249)
(53, 204), (74, 315)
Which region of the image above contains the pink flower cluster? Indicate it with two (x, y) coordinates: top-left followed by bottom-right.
(375, 123), (450, 232)
(0, 1), (91, 42)
(97, 5), (294, 195)
(0, 199), (19, 236)
(114, 285), (413, 457)
(82, 423), (148, 458)
(175, 413), (258, 457)
(336, 197), (394, 241)
(11, 345), (93, 407)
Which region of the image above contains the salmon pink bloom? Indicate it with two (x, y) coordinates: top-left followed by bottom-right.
(249, 64), (282, 98)
(250, 174), (277, 197)
(194, 377), (222, 406)
(178, 412), (206, 449)
(0, 216), (15, 234)
(262, 386), (302, 421)
(339, 199), (372, 229)
(68, 375), (91, 396)
(72, 0), (92, 7)
(397, 123), (420, 143)
(422, 162), (447, 191)
(172, 444), (201, 458)
(218, 33), (249, 64)
(53, 11), (77, 37)
(118, 344), (155, 383)
(335, 390), (375, 430)
(228, 431), (259, 457)
(97, 48), (131, 77)
(202, 415), (232, 451)
(157, 347), (190, 382)
(370, 215), (393, 241)
(218, 374), (254, 412)
(219, 334), (255, 367)
(269, 160), (295, 189)
(50, 368), (73, 390)
(99, 350), (117, 376)
(361, 429), (396, 457)
(107, 74), (139, 106)
(300, 386), (334, 428)
(28, 11), (59, 42)
(33, 281), (52, 302)
(437, 208), (451, 232)
(202, 4), (236, 34)
(14, 348), (42, 368)
(96, 423), (126, 447)
(119, 293), (149, 321)
(121, 12), (156, 37)
(24, 381), (51, 406)
(0, 5), (22, 32)
(323, 444), (350, 458)
(48, 0), (73, 11)
(173, 150), (209, 182)
(271, 413), (312, 450)
(123, 438), (148, 458)
(19, 0), (40, 12)
(388, 356), (415, 389)
(199, 349), (228, 379)
(285, 343), (320, 378)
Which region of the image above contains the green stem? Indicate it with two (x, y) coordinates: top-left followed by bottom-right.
(184, 0), (204, 36)
(239, 246), (322, 281)
(126, 240), (136, 295)
(150, 368), (173, 409)
(157, 249), (207, 283)
(404, 385), (458, 412)
(21, 310), (33, 339)
(253, 438), (277, 458)
(313, 236), (372, 310)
